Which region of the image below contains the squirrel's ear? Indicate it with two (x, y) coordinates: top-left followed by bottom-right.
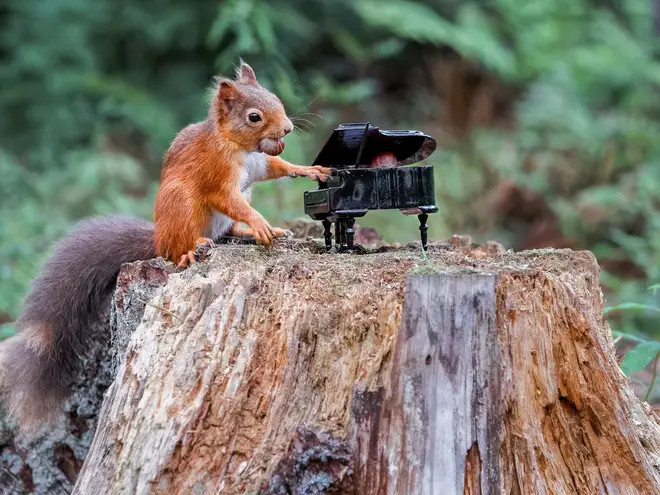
(215, 78), (239, 113)
(236, 61), (258, 85)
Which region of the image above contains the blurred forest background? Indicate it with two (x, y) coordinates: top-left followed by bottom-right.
(1, 0), (660, 403)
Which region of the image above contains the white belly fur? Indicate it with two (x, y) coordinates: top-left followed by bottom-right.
(207, 152), (268, 239)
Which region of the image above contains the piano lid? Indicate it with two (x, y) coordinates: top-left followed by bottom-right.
(312, 122), (437, 168)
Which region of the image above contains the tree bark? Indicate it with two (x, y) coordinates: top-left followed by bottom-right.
(0, 258), (173, 495)
(65, 238), (660, 494)
(2, 232), (658, 494)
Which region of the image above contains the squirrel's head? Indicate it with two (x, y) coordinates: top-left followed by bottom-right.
(212, 62), (293, 156)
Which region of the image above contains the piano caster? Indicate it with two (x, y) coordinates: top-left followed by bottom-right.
(418, 213), (429, 251)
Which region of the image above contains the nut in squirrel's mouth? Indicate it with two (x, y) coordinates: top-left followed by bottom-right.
(257, 137), (285, 156)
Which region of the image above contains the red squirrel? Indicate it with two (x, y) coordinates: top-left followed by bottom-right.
(1, 62), (333, 435)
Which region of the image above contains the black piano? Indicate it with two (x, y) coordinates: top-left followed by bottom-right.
(303, 122), (439, 252)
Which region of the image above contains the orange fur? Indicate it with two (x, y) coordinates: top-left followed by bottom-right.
(265, 155), (333, 181)
(228, 223), (254, 237)
(228, 223), (289, 238)
(153, 63), (332, 262)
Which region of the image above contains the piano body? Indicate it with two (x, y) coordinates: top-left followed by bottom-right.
(303, 122), (439, 252)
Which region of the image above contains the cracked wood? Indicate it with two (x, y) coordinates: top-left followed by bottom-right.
(67, 239), (660, 494)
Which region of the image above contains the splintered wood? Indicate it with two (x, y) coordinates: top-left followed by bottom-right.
(73, 240), (660, 495)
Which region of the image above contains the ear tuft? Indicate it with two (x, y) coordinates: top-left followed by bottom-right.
(235, 60), (258, 85)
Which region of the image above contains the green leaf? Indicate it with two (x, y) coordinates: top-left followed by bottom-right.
(354, 1), (515, 77)
(353, 1), (455, 46)
(253, 7), (277, 50)
(611, 329), (648, 344)
(620, 341), (660, 375)
(452, 4), (517, 78)
(604, 302), (660, 314)
(371, 38), (405, 60)
(648, 284), (660, 294)
(331, 29), (367, 63)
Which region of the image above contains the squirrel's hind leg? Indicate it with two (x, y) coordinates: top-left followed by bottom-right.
(195, 237), (215, 248)
(177, 250), (196, 268)
(176, 238), (216, 268)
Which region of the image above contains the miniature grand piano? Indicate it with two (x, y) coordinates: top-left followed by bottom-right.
(303, 122), (439, 252)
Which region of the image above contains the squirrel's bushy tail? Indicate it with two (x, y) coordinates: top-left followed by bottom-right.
(0, 215), (156, 434)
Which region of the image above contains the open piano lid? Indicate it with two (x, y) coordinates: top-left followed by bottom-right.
(312, 122), (437, 168)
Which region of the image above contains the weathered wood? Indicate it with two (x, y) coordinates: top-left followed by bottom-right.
(12, 236), (659, 495)
(348, 273), (499, 494)
(347, 265), (660, 494)
(494, 270), (660, 494)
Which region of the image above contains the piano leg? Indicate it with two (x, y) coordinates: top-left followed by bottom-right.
(322, 219), (332, 251)
(345, 218), (356, 251)
(339, 220), (349, 252)
(335, 219), (343, 251)
(418, 213), (429, 251)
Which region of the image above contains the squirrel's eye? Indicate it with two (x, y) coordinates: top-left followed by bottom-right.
(248, 112), (262, 123)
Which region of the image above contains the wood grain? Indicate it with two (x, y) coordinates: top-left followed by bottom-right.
(67, 240), (660, 494)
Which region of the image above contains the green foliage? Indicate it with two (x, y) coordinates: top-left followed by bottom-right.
(620, 341), (660, 376)
(355, 0), (516, 77)
(402, 0), (660, 340)
(605, 303), (660, 316)
(0, 150), (155, 322)
(1, 0), (660, 408)
(607, 287), (660, 402)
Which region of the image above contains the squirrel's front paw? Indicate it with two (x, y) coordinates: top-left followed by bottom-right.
(249, 216), (275, 247)
(272, 227), (293, 238)
(289, 165), (336, 182)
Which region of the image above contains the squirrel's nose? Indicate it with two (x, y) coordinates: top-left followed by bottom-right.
(283, 118), (293, 135)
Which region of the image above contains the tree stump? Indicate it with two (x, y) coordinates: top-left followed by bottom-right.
(3, 235), (660, 494)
